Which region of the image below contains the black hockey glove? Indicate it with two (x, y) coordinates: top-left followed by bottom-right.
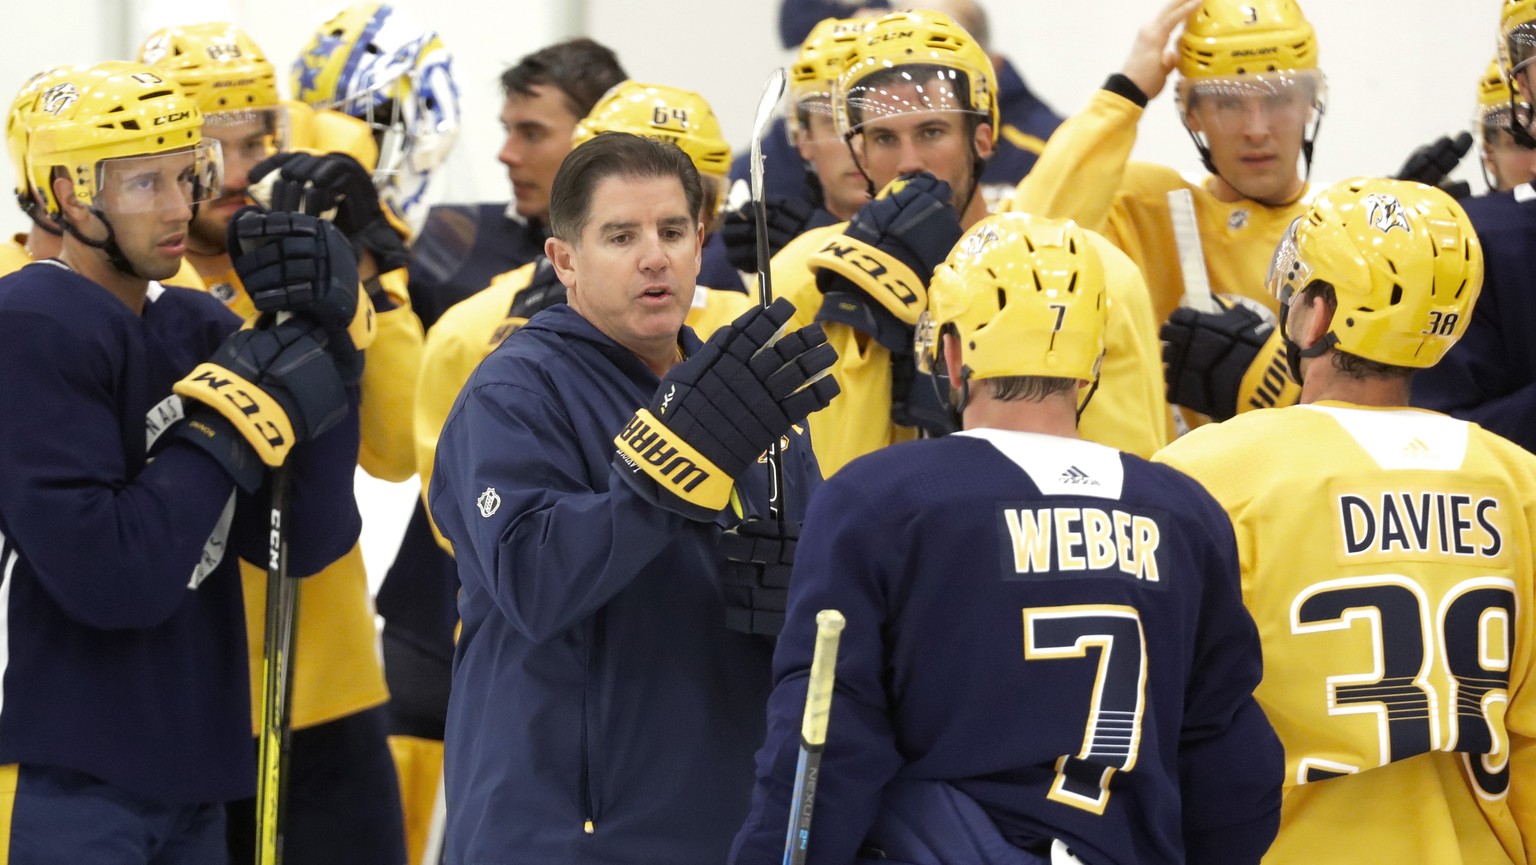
(720, 518), (798, 637)
(891, 355), (959, 436)
(613, 298), (840, 521)
(229, 208), (371, 384)
(250, 151), (410, 272)
(809, 172), (962, 353)
(173, 319), (352, 492)
(1162, 295), (1299, 420)
(1393, 132), (1474, 199)
(721, 195), (838, 273)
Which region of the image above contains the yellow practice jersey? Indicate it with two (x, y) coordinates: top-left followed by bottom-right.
(1156, 403), (1536, 865)
(190, 263), (417, 730)
(415, 260), (755, 549)
(0, 235), (32, 276)
(1008, 88), (1312, 327)
(771, 222), (1167, 476)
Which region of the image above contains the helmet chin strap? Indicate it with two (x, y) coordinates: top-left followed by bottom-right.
(61, 209), (146, 280)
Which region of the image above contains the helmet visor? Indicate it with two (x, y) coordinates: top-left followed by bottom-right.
(204, 105), (290, 157)
(837, 63), (983, 139)
(93, 140), (223, 215)
(1508, 21), (1536, 80)
(1177, 69), (1324, 136)
(790, 94), (839, 143)
(1265, 216), (1312, 309)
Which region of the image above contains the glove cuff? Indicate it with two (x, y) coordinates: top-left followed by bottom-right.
(807, 233), (928, 326)
(171, 408), (267, 493)
(1236, 330), (1301, 414)
(173, 363), (296, 468)
(613, 409), (735, 516)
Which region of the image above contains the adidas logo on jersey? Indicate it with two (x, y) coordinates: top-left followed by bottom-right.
(1400, 438), (1433, 458)
(1059, 466), (1098, 485)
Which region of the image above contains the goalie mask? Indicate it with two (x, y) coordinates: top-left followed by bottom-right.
(571, 81), (731, 226)
(26, 62), (223, 276)
(292, 2), (461, 235)
(917, 212), (1106, 412)
(1265, 177), (1482, 376)
(1174, 0), (1326, 190)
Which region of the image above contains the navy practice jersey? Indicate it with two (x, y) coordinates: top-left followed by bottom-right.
(731, 429), (1282, 865)
(0, 262), (361, 804)
(1412, 184), (1536, 455)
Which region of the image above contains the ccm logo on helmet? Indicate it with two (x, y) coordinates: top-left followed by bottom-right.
(869, 29), (916, 44)
(155, 111), (193, 125)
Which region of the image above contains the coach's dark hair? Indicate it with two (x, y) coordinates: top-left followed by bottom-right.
(500, 38), (627, 119)
(548, 132), (703, 242)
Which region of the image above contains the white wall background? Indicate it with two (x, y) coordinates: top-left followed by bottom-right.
(0, 0), (1508, 580)
(2, 0), (1509, 242)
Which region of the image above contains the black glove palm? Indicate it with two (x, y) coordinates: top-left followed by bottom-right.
(613, 298), (840, 521)
(250, 151), (410, 271)
(1162, 296), (1295, 420)
(722, 195), (838, 273)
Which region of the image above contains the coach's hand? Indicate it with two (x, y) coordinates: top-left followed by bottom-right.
(613, 298), (839, 521)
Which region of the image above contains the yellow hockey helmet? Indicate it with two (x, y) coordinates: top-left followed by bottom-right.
(1177, 0), (1318, 80)
(26, 61), (223, 219)
(788, 17), (866, 141)
(1479, 57), (1514, 110)
(919, 212), (1106, 385)
(8, 65), (76, 218)
(1265, 177), (1483, 369)
(1502, 0), (1536, 82)
(834, 10), (999, 145)
(138, 22), (281, 117)
(571, 81), (731, 180)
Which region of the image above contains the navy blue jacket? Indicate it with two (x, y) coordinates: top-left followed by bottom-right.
(0, 264), (361, 804)
(1412, 185), (1536, 453)
(430, 303), (821, 864)
(731, 431), (1281, 865)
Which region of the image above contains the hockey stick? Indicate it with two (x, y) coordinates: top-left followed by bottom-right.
(783, 609), (846, 865)
(255, 463), (299, 865)
(254, 313), (302, 865)
(751, 67), (788, 521)
(1166, 188), (1217, 314)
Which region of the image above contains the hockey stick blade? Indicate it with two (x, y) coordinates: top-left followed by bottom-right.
(783, 609), (846, 865)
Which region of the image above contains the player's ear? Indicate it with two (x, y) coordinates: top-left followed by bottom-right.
(973, 121), (994, 162)
(545, 236), (577, 289)
(942, 331), (965, 392)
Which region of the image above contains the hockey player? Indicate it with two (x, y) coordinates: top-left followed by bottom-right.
(720, 16), (870, 275)
(0, 60), (361, 864)
(769, 9), (1167, 475)
(1476, 57), (1536, 193)
(731, 211), (1281, 865)
(404, 38), (627, 328)
(1016, 0), (1323, 424)
(1156, 178), (1536, 864)
(4, 67), (205, 287)
(289, 1), (460, 239)
(429, 131), (837, 863)
(141, 22), (415, 865)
